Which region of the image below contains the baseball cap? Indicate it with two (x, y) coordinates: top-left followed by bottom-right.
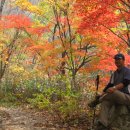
(114, 53), (125, 60)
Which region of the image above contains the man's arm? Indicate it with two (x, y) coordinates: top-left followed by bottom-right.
(103, 83), (114, 92)
(96, 83), (114, 97)
(115, 79), (130, 89)
(105, 68), (130, 93)
(103, 72), (115, 92)
(107, 79), (130, 93)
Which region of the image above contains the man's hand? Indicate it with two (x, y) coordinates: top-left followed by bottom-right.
(106, 87), (116, 93)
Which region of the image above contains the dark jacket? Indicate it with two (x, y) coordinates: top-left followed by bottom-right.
(103, 66), (130, 94)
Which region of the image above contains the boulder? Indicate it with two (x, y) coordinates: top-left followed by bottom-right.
(110, 105), (130, 130)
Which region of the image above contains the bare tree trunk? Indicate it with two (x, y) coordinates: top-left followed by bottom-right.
(0, 30), (19, 82)
(0, 0), (6, 18)
(71, 70), (78, 92)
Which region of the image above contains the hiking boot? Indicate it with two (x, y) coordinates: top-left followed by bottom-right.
(95, 125), (110, 130)
(95, 122), (110, 130)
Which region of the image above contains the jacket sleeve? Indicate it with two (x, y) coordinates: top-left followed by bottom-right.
(122, 79), (130, 87)
(122, 68), (130, 87)
(103, 83), (114, 92)
(124, 68), (130, 80)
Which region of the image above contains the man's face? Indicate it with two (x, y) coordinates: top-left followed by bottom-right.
(115, 59), (124, 68)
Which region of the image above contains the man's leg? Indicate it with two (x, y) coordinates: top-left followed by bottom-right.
(99, 90), (130, 105)
(98, 100), (113, 127)
(98, 90), (130, 127)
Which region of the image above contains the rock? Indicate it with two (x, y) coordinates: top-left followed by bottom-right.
(110, 105), (130, 130)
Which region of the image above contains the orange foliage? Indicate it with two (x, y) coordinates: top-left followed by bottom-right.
(0, 15), (32, 29)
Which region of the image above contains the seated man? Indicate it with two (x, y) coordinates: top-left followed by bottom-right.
(89, 53), (130, 130)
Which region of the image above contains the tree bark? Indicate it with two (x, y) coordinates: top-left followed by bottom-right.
(0, 0), (6, 18)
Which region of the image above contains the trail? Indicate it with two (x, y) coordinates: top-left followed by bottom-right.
(0, 106), (59, 130)
(0, 106), (87, 130)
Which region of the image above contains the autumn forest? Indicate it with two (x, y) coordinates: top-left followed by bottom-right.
(0, 0), (130, 130)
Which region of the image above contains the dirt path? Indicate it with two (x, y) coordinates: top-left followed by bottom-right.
(0, 106), (87, 130)
(0, 106), (62, 130)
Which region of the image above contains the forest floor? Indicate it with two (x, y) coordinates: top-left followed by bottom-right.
(0, 105), (90, 130)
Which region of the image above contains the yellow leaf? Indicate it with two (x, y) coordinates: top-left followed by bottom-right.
(15, 0), (44, 15)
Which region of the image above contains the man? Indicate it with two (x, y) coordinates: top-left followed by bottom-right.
(89, 53), (130, 130)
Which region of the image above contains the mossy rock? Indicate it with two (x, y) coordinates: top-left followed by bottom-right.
(111, 105), (130, 130)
